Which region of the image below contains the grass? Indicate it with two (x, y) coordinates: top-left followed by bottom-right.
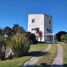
(0, 56), (31, 67)
(60, 42), (67, 67)
(29, 43), (48, 51)
(34, 44), (57, 67)
(0, 43), (48, 67)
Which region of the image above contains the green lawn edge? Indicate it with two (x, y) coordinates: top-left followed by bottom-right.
(0, 43), (48, 67)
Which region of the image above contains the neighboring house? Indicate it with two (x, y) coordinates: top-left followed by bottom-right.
(28, 14), (52, 42)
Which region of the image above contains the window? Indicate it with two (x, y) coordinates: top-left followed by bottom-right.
(31, 28), (39, 32)
(32, 19), (35, 23)
(47, 28), (51, 33)
(31, 28), (34, 31)
(49, 20), (51, 24)
(31, 28), (39, 31)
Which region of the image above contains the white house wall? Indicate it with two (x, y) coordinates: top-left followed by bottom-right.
(28, 14), (52, 42)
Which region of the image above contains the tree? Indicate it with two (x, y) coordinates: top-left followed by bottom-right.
(64, 34), (67, 43)
(35, 29), (42, 41)
(3, 26), (13, 37)
(12, 24), (25, 35)
(26, 32), (37, 44)
(38, 31), (42, 41)
(0, 29), (3, 35)
(61, 34), (67, 43)
(56, 31), (67, 41)
(61, 35), (65, 42)
(0, 35), (6, 60)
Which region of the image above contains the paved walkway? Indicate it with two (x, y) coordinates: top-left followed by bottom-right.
(52, 44), (63, 67)
(23, 44), (51, 67)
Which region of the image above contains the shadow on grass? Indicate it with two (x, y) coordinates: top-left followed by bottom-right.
(22, 63), (64, 67)
(22, 51), (64, 67)
(64, 64), (67, 67)
(26, 51), (48, 57)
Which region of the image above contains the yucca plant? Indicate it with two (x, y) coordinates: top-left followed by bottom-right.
(6, 33), (30, 57)
(0, 35), (6, 60)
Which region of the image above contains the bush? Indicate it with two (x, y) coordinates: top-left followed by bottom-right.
(0, 35), (6, 60)
(26, 32), (38, 44)
(0, 35), (13, 60)
(56, 31), (67, 41)
(61, 34), (67, 43)
(61, 35), (65, 42)
(6, 33), (30, 57)
(0, 41), (6, 60)
(64, 34), (67, 43)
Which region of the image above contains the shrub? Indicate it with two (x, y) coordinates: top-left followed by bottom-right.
(0, 35), (6, 60)
(26, 32), (38, 44)
(64, 34), (67, 43)
(6, 33), (30, 57)
(0, 41), (6, 60)
(61, 35), (65, 42)
(56, 31), (67, 41)
(61, 34), (67, 43)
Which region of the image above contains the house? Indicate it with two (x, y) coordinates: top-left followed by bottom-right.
(28, 14), (52, 42)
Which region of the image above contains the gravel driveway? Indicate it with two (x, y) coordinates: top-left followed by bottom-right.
(52, 44), (63, 67)
(23, 44), (51, 67)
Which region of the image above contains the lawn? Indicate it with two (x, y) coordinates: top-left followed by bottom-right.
(60, 42), (67, 67)
(0, 43), (48, 67)
(34, 44), (57, 67)
(29, 43), (48, 51)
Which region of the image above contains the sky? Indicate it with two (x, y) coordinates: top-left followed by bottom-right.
(0, 0), (67, 34)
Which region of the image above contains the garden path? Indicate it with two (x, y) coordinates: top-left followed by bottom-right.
(23, 44), (51, 67)
(52, 44), (63, 67)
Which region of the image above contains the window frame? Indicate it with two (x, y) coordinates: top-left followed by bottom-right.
(32, 19), (35, 23)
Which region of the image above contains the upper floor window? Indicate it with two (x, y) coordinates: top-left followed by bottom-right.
(31, 28), (39, 32)
(47, 28), (51, 33)
(32, 19), (35, 23)
(49, 20), (51, 24)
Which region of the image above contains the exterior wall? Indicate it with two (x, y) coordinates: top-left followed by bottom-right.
(28, 14), (52, 42)
(44, 15), (52, 42)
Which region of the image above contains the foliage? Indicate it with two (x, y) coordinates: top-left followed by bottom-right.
(3, 26), (13, 36)
(1, 24), (25, 37)
(6, 33), (30, 57)
(0, 29), (3, 35)
(0, 35), (5, 42)
(38, 31), (42, 41)
(25, 32), (38, 44)
(64, 34), (67, 43)
(61, 35), (65, 42)
(35, 28), (42, 41)
(0, 24), (38, 59)
(61, 34), (67, 43)
(0, 43), (47, 67)
(0, 35), (6, 60)
(0, 41), (6, 60)
(12, 24), (25, 35)
(56, 31), (67, 41)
